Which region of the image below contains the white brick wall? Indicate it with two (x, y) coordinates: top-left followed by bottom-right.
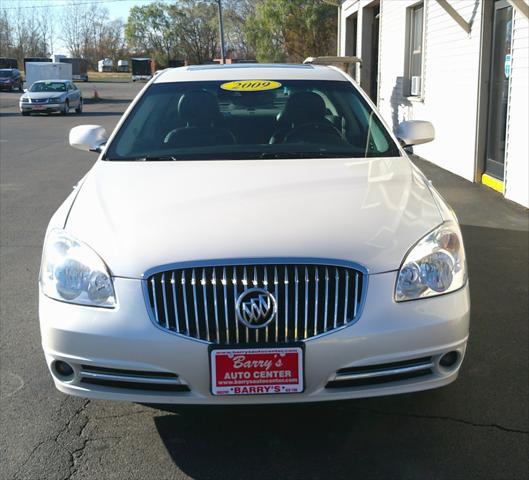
(504, 8), (529, 208)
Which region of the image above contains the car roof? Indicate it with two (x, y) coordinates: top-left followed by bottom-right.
(33, 79), (69, 83)
(154, 63), (347, 83)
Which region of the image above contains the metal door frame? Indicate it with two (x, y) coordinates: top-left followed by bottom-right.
(474, 0), (513, 186)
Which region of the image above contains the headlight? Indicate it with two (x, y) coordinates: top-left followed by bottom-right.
(20, 97), (28, 102)
(50, 97), (63, 103)
(40, 229), (116, 308)
(395, 221), (467, 302)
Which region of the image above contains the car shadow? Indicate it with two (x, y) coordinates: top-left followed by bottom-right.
(151, 400), (425, 480)
(73, 111), (124, 117)
(0, 112), (24, 117)
(149, 224), (528, 479)
(83, 98), (132, 105)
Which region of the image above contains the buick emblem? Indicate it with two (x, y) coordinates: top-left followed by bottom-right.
(236, 288), (277, 329)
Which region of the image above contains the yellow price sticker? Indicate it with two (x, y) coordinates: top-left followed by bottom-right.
(220, 80), (282, 92)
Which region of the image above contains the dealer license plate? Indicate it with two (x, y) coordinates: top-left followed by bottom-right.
(210, 346), (304, 395)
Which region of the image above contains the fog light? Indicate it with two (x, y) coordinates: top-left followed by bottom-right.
(53, 360), (74, 379)
(439, 351), (459, 368)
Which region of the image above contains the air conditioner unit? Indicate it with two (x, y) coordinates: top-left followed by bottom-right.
(411, 76), (422, 96)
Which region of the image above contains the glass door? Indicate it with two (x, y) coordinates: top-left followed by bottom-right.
(484, 0), (513, 180)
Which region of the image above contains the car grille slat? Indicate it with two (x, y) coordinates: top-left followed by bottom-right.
(171, 272), (180, 334)
(146, 263), (364, 345)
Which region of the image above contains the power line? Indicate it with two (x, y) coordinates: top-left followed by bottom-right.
(0, 0), (163, 11)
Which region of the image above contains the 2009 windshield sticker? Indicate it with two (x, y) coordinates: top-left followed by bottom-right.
(220, 80), (282, 92)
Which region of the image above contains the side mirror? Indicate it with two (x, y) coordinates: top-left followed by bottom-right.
(23, 88), (27, 93)
(396, 120), (435, 147)
(69, 125), (108, 153)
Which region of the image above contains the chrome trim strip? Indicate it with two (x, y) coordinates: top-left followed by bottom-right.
(274, 267), (279, 342)
(80, 371), (184, 385)
(263, 266), (269, 342)
(243, 267), (250, 343)
(222, 267), (229, 344)
(284, 266), (289, 341)
(304, 267), (309, 339)
(181, 271), (190, 335)
(142, 257), (369, 278)
(80, 370), (185, 385)
(324, 267), (329, 332)
(201, 269), (210, 342)
(233, 266), (239, 343)
(212, 268), (220, 343)
(191, 269), (199, 338)
(314, 266), (319, 335)
(151, 278), (159, 325)
(333, 267), (339, 329)
(344, 270), (349, 325)
(294, 266), (299, 340)
(171, 272), (179, 333)
(333, 363), (434, 382)
(354, 271), (359, 318)
(161, 273), (169, 329)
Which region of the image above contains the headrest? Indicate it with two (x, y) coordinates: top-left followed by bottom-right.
(178, 90), (221, 127)
(277, 91), (327, 125)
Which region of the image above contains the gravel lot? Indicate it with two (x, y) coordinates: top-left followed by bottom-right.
(1, 81), (528, 480)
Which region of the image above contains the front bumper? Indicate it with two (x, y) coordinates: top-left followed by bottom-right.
(20, 103), (63, 113)
(39, 271), (470, 404)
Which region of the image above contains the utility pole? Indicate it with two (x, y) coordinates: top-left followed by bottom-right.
(217, 0), (227, 64)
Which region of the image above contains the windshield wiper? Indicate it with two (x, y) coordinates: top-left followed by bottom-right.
(104, 155), (180, 161)
(259, 151), (353, 159)
(139, 155), (179, 161)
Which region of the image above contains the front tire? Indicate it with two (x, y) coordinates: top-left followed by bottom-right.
(60, 101), (69, 115)
(18, 82), (23, 92)
(75, 98), (83, 114)
(21, 111), (29, 116)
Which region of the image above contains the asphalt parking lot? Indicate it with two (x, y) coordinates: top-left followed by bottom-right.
(1, 81), (528, 480)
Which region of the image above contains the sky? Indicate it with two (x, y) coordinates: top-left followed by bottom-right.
(1, 0), (163, 54)
(1, 0), (157, 21)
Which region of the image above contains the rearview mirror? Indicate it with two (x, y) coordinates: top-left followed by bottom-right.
(396, 120), (435, 147)
(69, 125), (108, 153)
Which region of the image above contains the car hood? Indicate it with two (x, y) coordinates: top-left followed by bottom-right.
(26, 92), (64, 99)
(65, 157), (442, 278)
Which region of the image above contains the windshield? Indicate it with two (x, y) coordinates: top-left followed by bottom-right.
(105, 79), (400, 161)
(0, 71), (13, 77)
(29, 81), (66, 92)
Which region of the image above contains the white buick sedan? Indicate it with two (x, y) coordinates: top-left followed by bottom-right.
(39, 64), (469, 404)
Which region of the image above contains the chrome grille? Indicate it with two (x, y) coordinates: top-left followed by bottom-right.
(145, 263), (364, 344)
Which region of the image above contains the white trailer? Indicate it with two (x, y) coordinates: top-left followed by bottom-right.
(117, 59), (129, 72)
(25, 62), (72, 89)
(97, 58), (113, 72)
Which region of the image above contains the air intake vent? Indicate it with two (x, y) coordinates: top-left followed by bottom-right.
(326, 357), (433, 388)
(79, 365), (190, 392)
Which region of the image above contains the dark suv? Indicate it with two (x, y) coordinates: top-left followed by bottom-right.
(0, 69), (23, 91)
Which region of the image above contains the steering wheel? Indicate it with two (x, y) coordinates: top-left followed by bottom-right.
(283, 122), (343, 143)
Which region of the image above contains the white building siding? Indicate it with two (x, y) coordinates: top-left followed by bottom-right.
(339, 0), (528, 208)
(377, 0), (412, 128)
(504, 9), (529, 208)
(378, 0), (482, 181)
